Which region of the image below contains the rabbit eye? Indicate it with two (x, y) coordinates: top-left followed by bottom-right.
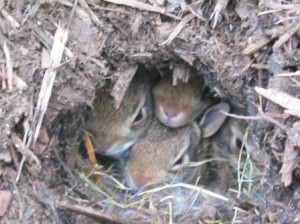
(235, 138), (243, 149)
(132, 107), (147, 125)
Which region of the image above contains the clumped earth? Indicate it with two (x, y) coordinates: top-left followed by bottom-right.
(1, 0), (300, 223)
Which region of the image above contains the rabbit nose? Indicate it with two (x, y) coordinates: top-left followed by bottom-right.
(162, 104), (179, 120)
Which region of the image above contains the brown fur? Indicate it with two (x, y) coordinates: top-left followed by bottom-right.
(86, 75), (153, 156)
(153, 75), (211, 127)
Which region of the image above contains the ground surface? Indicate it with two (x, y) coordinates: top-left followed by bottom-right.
(0, 0), (300, 223)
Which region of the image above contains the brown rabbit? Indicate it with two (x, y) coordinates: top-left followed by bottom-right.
(152, 75), (212, 128)
(86, 75), (153, 156)
(124, 103), (230, 191)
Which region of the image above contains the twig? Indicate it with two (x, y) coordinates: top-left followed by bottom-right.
(257, 108), (287, 130)
(103, 0), (180, 20)
(242, 35), (271, 55)
(28, 26), (69, 145)
(56, 200), (129, 224)
(273, 22), (300, 50)
(221, 112), (261, 120)
(104, 0), (165, 14)
(0, 8), (20, 29)
(2, 41), (13, 90)
(111, 65), (138, 109)
(139, 183), (229, 202)
(78, 0), (103, 26)
(275, 71), (300, 77)
(160, 14), (195, 45)
(255, 87), (300, 117)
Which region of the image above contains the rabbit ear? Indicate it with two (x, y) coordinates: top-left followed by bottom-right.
(200, 103), (230, 138)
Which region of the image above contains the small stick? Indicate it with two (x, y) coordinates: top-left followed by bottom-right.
(139, 183), (229, 202)
(56, 200), (129, 224)
(160, 14), (195, 45)
(2, 41), (13, 90)
(275, 71), (300, 77)
(104, 0), (165, 14)
(0, 8), (20, 29)
(29, 26), (69, 144)
(78, 0), (103, 26)
(273, 23), (300, 50)
(255, 87), (300, 116)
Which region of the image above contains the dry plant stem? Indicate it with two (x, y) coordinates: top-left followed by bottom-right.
(160, 14), (195, 45)
(56, 0), (92, 24)
(280, 143), (298, 186)
(273, 22), (300, 50)
(94, 171), (127, 190)
(104, 0), (180, 19)
(221, 112), (261, 120)
(0, 8), (20, 29)
(210, 0), (228, 28)
(29, 26), (69, 144)
(262, 3), (300, 11)
(104, 0), (165, 14)
(242, 35), (271, 55)
(78, 0), (103, 26)
(84, 133), (104, 187)
(187, 5), (206, 21)
(67, 0), (78, 29)
(275, 71), (300, 77)
(31, 24), (74, 58)
(257, 107), (286, 130)
(255, 87), (300, 117)
(56, 200), (129, 224)
(111, 65), (138, 109)
(2, 41), (13, 90)
(139, 183), (229, 202)
(10, 133), (41, 171)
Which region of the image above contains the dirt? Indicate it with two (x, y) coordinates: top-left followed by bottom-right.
(0, 0), (300, 223)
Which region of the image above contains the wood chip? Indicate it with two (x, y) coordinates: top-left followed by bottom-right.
(2, 41), (13, 90)
(110, 65), (138, 109)
(56, 200), (129, 224)
(255, 87), (300, 117)
(279, 142), (299, 187)
(104, 0), (165, 14)
(210, 0), (229, 28)
(29, 26), (69, 144)
(273, 23), (300, 50)
(242, 35), (271, 55)
(160, 14), (195, 45)
(172, 66), (190, 85)
(0, 190), (12, 217)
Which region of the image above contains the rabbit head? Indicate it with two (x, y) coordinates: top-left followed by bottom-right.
(152, 75), (211, 128)
(87, 75), (153, 156)
(125, 103), (230, 191)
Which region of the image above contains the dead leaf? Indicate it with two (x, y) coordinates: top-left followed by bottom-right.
(0, 190), (12, 217)
(279, 142), (299, 187)
(110, 65), (138, 109)
(255, 87), (300, 117)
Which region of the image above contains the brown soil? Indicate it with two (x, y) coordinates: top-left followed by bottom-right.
(1, 0), (300, 223)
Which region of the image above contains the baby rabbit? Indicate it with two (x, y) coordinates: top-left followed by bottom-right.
(152, 75), (212, 128)
(197, 115), (264, 193)
(86, 74), (153, 156)
(125, 103), (230, 191)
